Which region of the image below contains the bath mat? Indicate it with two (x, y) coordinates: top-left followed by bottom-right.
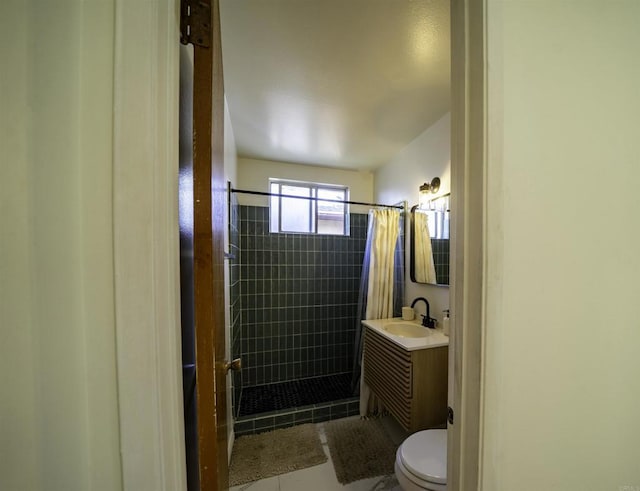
(325, 417), (398, 484)
(229, 423), (327, 486)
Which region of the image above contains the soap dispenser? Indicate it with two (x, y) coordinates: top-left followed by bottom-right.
(443, 309), (450, 337)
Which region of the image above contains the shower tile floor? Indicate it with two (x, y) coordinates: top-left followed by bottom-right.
(238, 373), (353, 417)
(230, 416), (405, 491)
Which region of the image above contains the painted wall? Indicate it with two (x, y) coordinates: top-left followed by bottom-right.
(482, 2), (640, 490)
(229, 195), (242, 418)
(224, 100), (239, 187)
(0, 1), (122, 489)
(0, 3), (38, 488)
(223, 97), (238, 456)
(374, 113), (451, 324)
(236, 157), (374, 213)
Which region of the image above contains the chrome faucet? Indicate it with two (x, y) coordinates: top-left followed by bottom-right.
(411, 297), (436, 328)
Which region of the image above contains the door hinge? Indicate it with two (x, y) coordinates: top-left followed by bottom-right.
(180, 0), (211, 47)
(447, 406), (454, 425)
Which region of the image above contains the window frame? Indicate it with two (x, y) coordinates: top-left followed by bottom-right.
(269, 178), (350, 236)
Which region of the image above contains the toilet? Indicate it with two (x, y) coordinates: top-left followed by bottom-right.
(394, 429), (447, 491)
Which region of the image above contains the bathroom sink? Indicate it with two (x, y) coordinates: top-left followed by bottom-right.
(383, 322), (430, 338)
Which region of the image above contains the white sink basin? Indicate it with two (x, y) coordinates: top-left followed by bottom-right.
(383, 322), (430, 338)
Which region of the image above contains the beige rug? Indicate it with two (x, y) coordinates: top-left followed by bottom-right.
(325, 417), (398, 484)
(229, 424), (327, 486)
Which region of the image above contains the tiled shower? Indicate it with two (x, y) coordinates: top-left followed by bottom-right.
(229, 199), (369, 435)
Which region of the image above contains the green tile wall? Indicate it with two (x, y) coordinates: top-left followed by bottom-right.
(234, 205), (368, 387)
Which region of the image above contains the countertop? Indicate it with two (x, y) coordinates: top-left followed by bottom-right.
(362, 317), (450, 351)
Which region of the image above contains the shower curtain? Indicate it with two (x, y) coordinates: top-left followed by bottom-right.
(414, 210), (437, 284)
(351, 208), (403, 417)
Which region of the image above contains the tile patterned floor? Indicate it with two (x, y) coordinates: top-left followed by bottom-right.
(230, 416), (407, 491)
(238, 373), (353, 417)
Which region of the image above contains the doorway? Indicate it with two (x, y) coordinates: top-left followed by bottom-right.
(113, 0), (486, 489)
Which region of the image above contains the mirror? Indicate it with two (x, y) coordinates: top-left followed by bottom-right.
(410, 193), (450, 286)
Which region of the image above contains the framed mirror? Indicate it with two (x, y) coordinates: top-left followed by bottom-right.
(410, 193), (450, 286)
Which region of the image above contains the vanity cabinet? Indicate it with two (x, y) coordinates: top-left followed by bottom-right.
(363, 326), (448, 431)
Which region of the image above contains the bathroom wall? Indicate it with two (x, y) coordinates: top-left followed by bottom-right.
(234, 206), (368, 387)
(482, 2), (640, 489)
(0, 1), (122, 488)
(230, 158), (377, 392)
(1, 4), (36, 486)
(223, 98), (238, 451)
(229, 194), (242, 413)
(374, 113), (451, 324)
(236, 157), (374, 210)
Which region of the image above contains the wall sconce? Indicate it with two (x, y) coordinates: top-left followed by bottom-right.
(419, 177), (441, 209)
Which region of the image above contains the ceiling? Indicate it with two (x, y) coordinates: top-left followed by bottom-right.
(219, 0), (450, 171)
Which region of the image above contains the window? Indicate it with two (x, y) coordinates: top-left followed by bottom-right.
(269, 179), (349, 235)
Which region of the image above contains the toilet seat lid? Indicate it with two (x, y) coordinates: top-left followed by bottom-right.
(399, 429), (447, 485)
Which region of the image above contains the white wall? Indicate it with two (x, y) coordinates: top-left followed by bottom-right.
(374, 113), (451, 323)
(0, 3), (38, 488)
(482, 2), (640, 490)
(236, 157), (374, 213)
(0, 1), (122, 489)
(224, 101), (239, 193)
(223, 98), (238, 457)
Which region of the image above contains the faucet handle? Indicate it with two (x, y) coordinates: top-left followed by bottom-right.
(421, 314), (436, 329)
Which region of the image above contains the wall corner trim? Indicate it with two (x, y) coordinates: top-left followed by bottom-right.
(113, 0), (187, 489)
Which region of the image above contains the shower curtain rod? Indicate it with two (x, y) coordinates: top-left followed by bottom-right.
(230, 187), (404, 210)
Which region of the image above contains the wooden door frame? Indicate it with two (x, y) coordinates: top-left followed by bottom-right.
(449, 0), (487, 490)
(191, 0), (230, 488)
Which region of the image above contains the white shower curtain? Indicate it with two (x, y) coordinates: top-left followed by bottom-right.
(414, 210), (437, 284)
(360, 208), (400, 416)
